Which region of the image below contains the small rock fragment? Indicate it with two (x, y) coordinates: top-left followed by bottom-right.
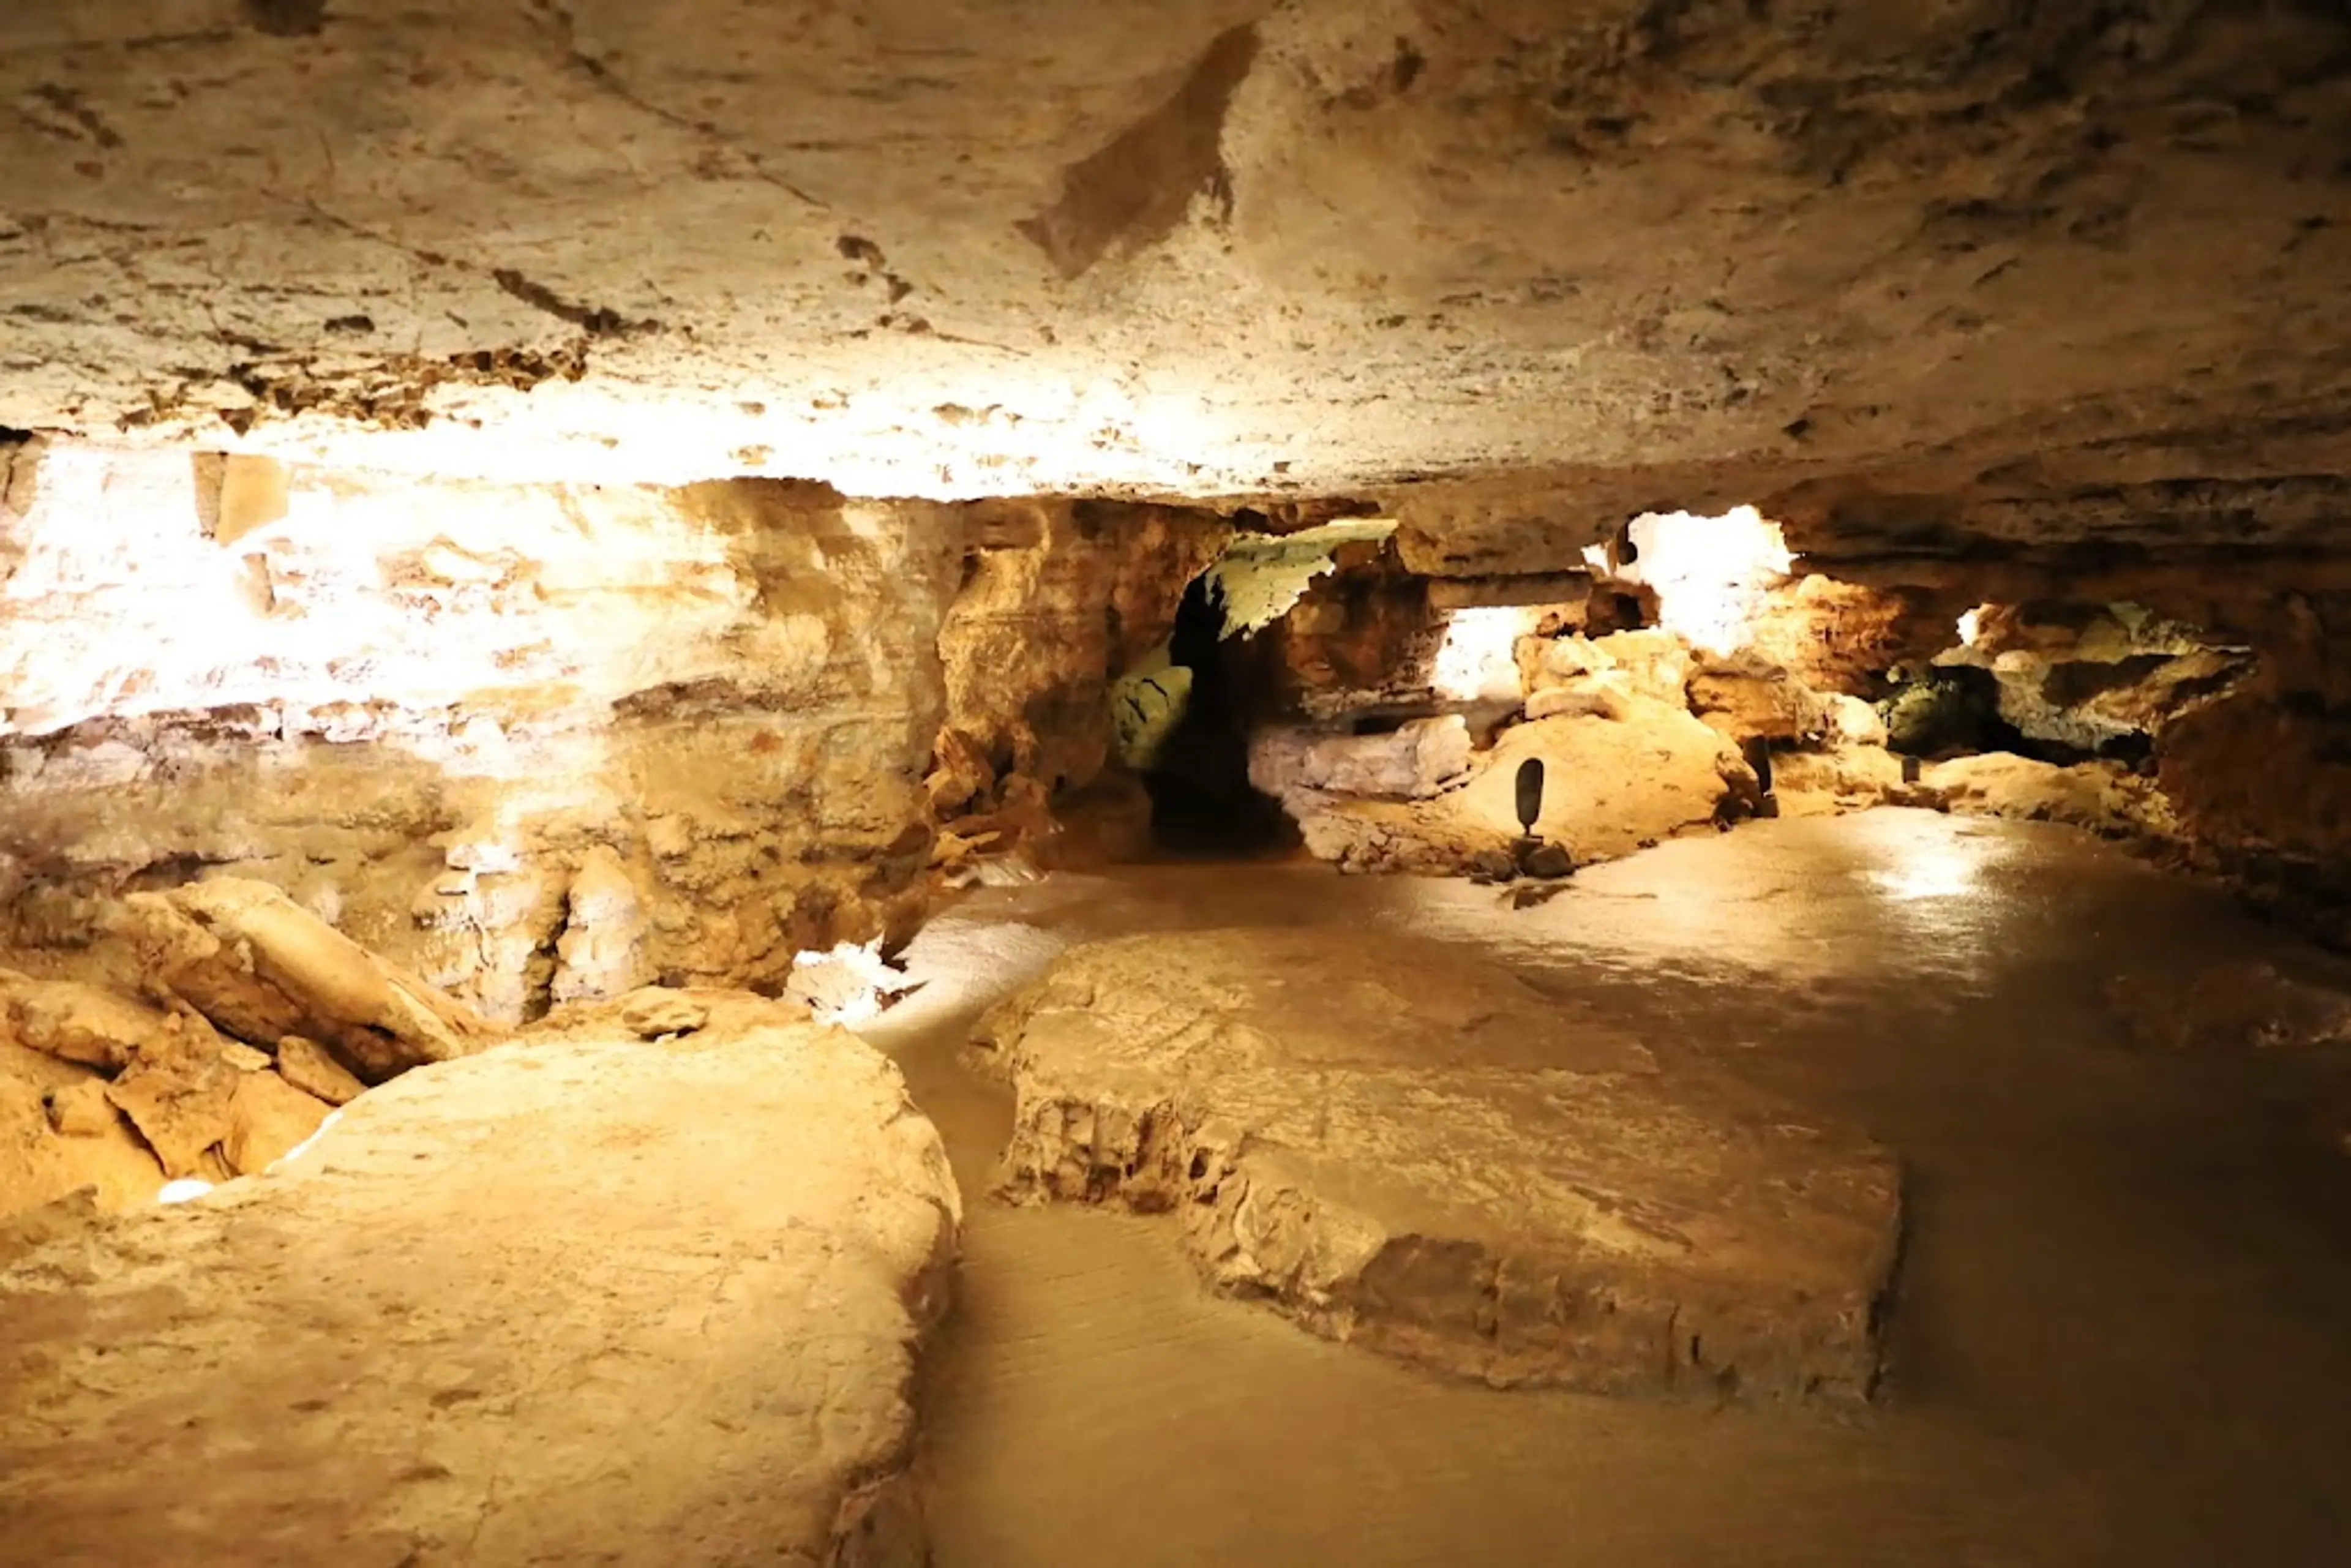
(274, 1035), (366, 1106)
(619, 988), (710, 1041)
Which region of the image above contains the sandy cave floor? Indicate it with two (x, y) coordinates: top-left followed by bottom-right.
(860, 809), (2351, 1568)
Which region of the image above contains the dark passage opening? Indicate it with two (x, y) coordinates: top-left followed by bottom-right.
(1139, 573), (1299, 857)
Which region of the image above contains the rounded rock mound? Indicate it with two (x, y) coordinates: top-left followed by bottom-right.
(973, 929), (1901, 1404)
(0, 999), (959, 1568)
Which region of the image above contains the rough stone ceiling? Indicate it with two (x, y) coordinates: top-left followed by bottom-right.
(4, 2), (2349, 566)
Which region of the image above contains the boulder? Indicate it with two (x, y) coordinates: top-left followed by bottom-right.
(118, 877), (497, 1083)
(0, 1044), (165, 1219)
(103, 1035), (236, 1182)
(272, 1035), (367, 1107)
(1247, 715), (1472, 802)
(618, 987), (713, 1041)
(0, 1005), (959, 1567)
(223, 1071), (336, 1176)
(974, 930), (1901, 1405)
(1921, 752), (2176, 839)
(0, 974), (179, 1071)
(42, 1079), (119, 1138)
(1280, 700), (1751, 875)
(1688, 662), (1829, 744)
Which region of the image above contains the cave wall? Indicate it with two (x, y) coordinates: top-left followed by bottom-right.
(0, 445), (1208, 1018)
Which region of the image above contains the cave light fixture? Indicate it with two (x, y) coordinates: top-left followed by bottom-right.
(1957, 606), (1986, 648)
(1584, 504), (1797, 656)
(157, 1178), (215, 1204)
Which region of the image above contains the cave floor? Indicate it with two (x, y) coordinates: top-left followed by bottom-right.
(861, 808), (2351, 1568)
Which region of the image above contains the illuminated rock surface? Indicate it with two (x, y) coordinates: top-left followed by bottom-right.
(0, 1002), (960, 1568)
(3, 4), (2347, 574)
(972, 928), (1901, 1401)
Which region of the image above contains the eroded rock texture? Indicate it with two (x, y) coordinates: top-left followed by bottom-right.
(975, 929), (1902, 1403)
(2, 5), (2346, 558)
(0, 448), (1208, 1014)
(0, 1004), (960, 1567)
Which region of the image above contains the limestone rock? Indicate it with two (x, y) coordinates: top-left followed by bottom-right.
(1688, 661), (1829, 745)
(118, 877), (497, 1083)
(618, 988), (713, 1041)
(0, 1044), (165, 1219)
(0, 974), (179, 1071)
(924, 727), (997, 819)
(550, 846), (655, 1006)
(1278, 700), (1751, 874)
(0, 1008), (960, 1566)
(1824, 694), (1890, 748)
(1922, 753), (2175, 841)
(1517, 631), (1693, 711)
(975, 931), (1900, 1403)
(103, 1041), (236, 1182)
(1247, 715), (1472, 802)
(1772, 745), (1923, 817)
(272, 1036), (367, 1108)
(42, 1080), (119, 1138)
(222, 1071), (336, 1176)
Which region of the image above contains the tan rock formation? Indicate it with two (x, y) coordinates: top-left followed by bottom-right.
(976, 929), (1901, 1402)
(120, 877), (495, 1083)
(0, 1003), (961, 1567)
(271, 1034), (365, 1106)
(0, 1043), (163, 1214)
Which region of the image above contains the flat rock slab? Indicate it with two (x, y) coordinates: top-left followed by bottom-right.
(0, 1007), (960, 1568)
(974, 930), (1900, 1404)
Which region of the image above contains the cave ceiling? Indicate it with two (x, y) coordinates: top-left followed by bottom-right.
(4, 1), (2349, 571)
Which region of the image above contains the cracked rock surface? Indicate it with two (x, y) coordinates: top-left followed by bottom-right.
(1, 4), (2345, 561)
(972, 928), (1902, 1403)
(0, 1002), (961, 1568)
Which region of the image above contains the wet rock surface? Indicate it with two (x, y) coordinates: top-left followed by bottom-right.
(0, 1002), (961, 1568)
(971, 928), (1901, 1403)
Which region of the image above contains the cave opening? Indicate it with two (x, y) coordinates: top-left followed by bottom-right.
(1131, 568), (1302, 858)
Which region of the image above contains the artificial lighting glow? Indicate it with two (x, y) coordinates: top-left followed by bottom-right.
(1865, 837), (1984, 901)
(157, 1178), (215, 1204)
(1599, 505), (1796, 656)
(1431, 606), (1542, 702)
(1957, 607), (1985, 647)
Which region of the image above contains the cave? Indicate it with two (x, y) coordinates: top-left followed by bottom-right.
(5, 5), (2351, 1565)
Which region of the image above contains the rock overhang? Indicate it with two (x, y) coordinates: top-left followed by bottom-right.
(0, 1), (2344, 566)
